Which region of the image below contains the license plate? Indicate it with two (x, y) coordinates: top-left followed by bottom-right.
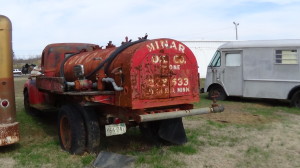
(105, 123), (126, 136)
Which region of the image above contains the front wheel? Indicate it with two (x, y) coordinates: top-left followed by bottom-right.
(208, 86), (227, 101)
(58, 105), (86, 155)
(23, 90), (40, 116)
(291, 91), (300, 108)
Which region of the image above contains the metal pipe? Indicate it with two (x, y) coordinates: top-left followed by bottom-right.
(102, 77), (123, 91)
(139, 105), (224, 122)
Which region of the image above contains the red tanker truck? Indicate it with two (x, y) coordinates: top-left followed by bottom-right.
(24, 36), (224, 154)
(0, 15), (19, 146)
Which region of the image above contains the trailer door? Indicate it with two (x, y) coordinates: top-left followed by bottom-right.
(223, 51), (243, 96)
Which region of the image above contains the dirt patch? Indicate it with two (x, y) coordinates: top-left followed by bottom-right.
(0, 158), (16, 168)
(181, 109), (300, 168)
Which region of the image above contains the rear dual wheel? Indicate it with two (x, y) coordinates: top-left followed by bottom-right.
(58, 104), (100, 155)
(58, 105), (86, 154)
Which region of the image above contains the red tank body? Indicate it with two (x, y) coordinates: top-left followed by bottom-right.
(62, 39), (199, 109)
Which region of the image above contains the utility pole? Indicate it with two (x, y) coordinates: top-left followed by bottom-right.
(233, 22), (239, 40)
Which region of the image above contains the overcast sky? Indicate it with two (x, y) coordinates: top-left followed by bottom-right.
(1, 0), (300, 58)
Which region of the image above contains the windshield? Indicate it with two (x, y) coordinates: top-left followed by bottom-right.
(209, 50), (221, 67)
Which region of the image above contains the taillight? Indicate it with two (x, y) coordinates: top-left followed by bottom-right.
(1, 99), (9, 108)
(114, 118), (121, 124)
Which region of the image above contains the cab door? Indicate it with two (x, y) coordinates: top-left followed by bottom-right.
(222, 51), (243, 96)
(205, 51), (222, 91)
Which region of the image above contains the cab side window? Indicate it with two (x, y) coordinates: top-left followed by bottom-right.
(209, 51), (221, 67)
(225, 53), (241, 66)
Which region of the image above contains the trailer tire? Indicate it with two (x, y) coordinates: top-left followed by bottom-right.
(23, 90), (40, 116)
(58, 105), (86, 155)
(80, 106), (101, 153)
(208, 86), (227, 101)
(291, 91), (300, 108)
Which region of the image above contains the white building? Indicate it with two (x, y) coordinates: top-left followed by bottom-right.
(182, 41), (231, 78)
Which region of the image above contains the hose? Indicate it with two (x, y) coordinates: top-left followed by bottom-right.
(85, 38), (147, 79)
(102, 77), (123, 91)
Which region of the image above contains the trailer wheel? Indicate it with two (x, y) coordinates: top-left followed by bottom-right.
(58, 105), (86, 155)
(80, 106), (101, 153)
(23, 90), (40, 116)
(291, 91), (300, 108)
(208, 86), (227, 101)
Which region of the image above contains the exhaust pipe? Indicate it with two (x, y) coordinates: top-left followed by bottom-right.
(139, 105), (224, 122)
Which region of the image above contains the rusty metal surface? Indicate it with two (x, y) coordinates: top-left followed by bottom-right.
(25, 79), (46, 105)
(63, 48), (116, 82)
(36, 76), (65, 93)
(89, 95), (115, 105)
(0, 15), (19, 146)
(41, 43), (98, 77)
(57, 39), (199, 109)
(108, 39), (200, 109)
(0, 122), (19, 146)
(60, 91), (114, 96)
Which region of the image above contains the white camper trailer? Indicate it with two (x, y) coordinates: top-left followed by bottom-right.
(204, 40), (300, 107)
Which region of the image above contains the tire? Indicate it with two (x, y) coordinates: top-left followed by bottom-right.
(80, 106), (101, 153)
(208, 86), (227, 101)
(291, 91), (300, 108)
(23, 90), (40, 116)
(58, 105), (86, 155)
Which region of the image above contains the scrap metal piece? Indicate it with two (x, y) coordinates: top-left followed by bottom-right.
(92, 151), (136, 168)
(0, 122), (19, 146)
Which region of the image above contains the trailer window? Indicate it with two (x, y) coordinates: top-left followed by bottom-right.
(275, 50), (298, 64)
(225, 53), (241, 66)
(209, 51), (221, 67)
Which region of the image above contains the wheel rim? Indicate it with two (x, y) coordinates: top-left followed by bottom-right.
(210, 89), (221, 99)
(60, 115), (72, 150)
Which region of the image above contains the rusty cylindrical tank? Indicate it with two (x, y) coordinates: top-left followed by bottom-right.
(0, 15), (20, 146)
(63, 38), (199, 109)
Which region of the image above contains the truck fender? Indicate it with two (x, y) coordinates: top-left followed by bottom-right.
(207, 83), (228, 95)
(207, 83), (228, 100)
(24, 79), (46, 105)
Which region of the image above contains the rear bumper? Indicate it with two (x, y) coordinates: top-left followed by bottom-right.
(0, 122), (19, 146)
(139, 105), (224, 122)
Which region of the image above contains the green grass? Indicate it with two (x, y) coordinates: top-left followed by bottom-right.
(135, 147), (186, 168)
(236, 146), (271, 168)
(1, 77), (299, 168)
(169, 144), (197, 155)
